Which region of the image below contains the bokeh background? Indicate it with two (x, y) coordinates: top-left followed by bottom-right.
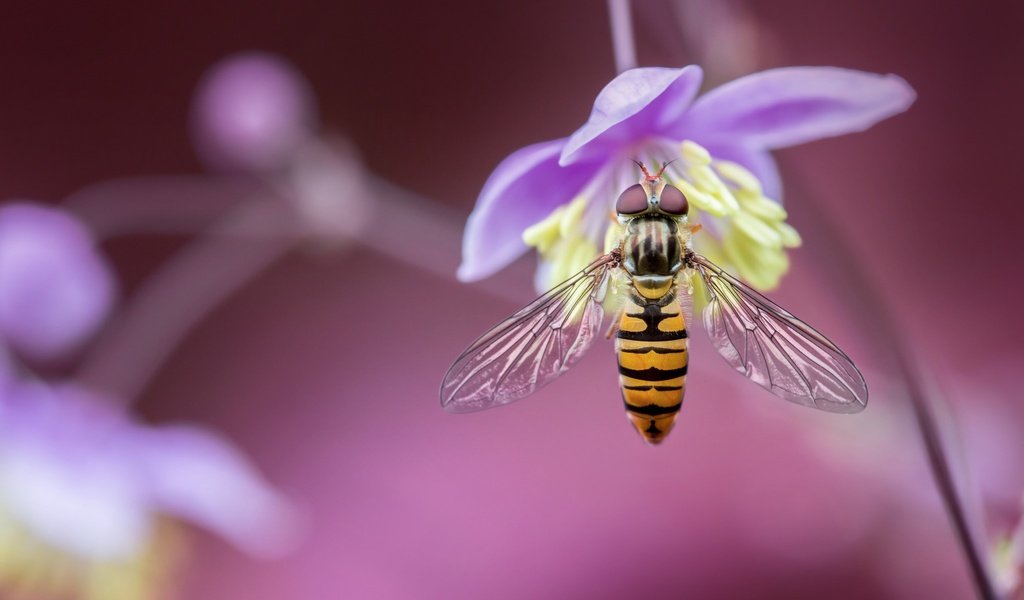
(1, 0), (1022, 598)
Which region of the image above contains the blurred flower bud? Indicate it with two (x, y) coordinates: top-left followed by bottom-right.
(0, 203), (115, 361)
(191, 52), (317, 174)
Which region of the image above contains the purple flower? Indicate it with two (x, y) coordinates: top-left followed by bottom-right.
(191, 52), (317, 174)
(458, 65), (914, 291)
(0, 202), (115, 361)
(0, 380), (298, 597)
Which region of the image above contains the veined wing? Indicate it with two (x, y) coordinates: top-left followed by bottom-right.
(441, 252), (620, 413)
(691, 253), (868, 412)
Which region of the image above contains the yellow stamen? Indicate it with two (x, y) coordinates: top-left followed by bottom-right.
(559, 195), (588, 238)
(740, 195), (788, 222)
(724, 231), (789, 291)
(676, 179), (728, 216)
(524, 197), (601, 291)
(775, 221), (803, 248)
(671, 140), (802, 291)
(714, 160), (763, 196)
(522, 205), (566, 254)
(0, 507), (185, 600)
(680, 140), (711, 166)
(991, 535), (1020, 594)
(689, 164), (740, 213)
(732, 212), (783, 249)
(604, 219), (625, 253)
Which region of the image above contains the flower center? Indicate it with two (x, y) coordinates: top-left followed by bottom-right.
(522, 195), (598, 289)
(522, 139), (802, 292)
(0, 508), (184, 600)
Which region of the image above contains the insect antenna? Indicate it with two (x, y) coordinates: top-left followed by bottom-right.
(655, 159), (677, 178)
(632, 159), (655, 181)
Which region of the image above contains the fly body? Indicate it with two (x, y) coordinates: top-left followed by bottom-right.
(441, 162), (868, 444)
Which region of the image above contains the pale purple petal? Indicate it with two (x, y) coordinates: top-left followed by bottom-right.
(0, 203), (116, 361)
(0, 382), (149, 559)
(700, 143), (784, 200)
(0, 382), (297, 561)
(191, 52), (317, 173)
(0, 347), (10, 393)
(679, 67), (916, 149)
(458, 139), (604, 282)
(560, 66), (703, 166)
(136, 425), (300, 558)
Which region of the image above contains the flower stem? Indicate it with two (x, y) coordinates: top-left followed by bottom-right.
(71, 166), (531, 405)
(789, 173), (997, 600)
(64, 176), (270, 239)
(607, 0), (637, 73)
(76, 198), (297, 403)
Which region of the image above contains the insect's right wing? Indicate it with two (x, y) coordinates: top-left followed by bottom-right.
(691, 253), (868, 413)
(441, 252), (620, 413)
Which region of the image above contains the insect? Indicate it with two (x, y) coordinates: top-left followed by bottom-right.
(440, 162), (868, 444)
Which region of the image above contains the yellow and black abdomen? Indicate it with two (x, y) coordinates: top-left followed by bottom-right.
(615, 296), (688, 444)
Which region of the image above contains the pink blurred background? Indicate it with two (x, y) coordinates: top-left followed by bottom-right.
(1, 1), (1021, 598)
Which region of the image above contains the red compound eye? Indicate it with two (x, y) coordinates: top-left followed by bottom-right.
(615, 184), (649, 215)
(658, 185), (689, 215)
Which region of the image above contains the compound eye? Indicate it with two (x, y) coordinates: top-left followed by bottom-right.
(658, 185), (689, 215)
(615, 184), (649, 215)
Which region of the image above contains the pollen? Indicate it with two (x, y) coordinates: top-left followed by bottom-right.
(559, 195), (588, 238)
(524, 195), (599, 291)
(687, 164), (740, 213)
(524, 137), (805, 294)
(669, 139), (805, 290)
(714, 160), (763, 196)
(0, 509), (184, 600)
(522, 204), (567, 254)
(680, 140), (711, 166)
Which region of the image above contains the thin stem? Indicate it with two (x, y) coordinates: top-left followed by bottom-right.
(71, 164), (532, 405)
(607, 0), (637, 73)
(64, 176), (269, 240)
(789, 173), (997, 600)
(76, 198), (297, 403)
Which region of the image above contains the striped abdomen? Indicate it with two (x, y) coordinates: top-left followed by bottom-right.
(615, 295), (688, 444)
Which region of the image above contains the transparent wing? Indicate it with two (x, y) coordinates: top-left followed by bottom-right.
(692, 254), (868, 412)
(441, 253), (619, 413)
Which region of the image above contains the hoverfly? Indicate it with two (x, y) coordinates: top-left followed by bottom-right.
(441, 162), (867, 444)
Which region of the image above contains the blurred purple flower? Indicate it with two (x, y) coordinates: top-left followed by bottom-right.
(191, 52), (317, 174)
(0, 379), (298, 597)
(993, 495), (1024, 596)
(458, 65), (914, 290)
(0, 202), (115, 361)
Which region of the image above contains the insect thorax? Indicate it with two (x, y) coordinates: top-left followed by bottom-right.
(620, 216), (685, 301)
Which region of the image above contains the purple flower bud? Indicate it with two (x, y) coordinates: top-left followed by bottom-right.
(0, 203), (115, 361)
(191, 52), (317, 174)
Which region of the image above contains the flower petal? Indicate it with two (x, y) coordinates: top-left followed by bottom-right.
(680, 67), (916, 149)
(0, 203), (116, 361)
(0, 347), (10, 394)
(700, 143), (783, 200)
(458, 139), (603, 282)
(0, 382), (150, 560)
(560, 66), (703, 166)
(136, 425), (300, 558)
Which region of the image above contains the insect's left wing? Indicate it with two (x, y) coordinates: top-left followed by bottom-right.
(441, 252), (619, 413)
(691, 253), (868, 413)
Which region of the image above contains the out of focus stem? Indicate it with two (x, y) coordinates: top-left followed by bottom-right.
(791, 176), (997, 600)
(76, 198), (296, 402)
(72, 159), (531, 404)
(607, 0), (637, 73)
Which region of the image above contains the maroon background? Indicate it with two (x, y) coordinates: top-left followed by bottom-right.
(0, 1), (1021, 598)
